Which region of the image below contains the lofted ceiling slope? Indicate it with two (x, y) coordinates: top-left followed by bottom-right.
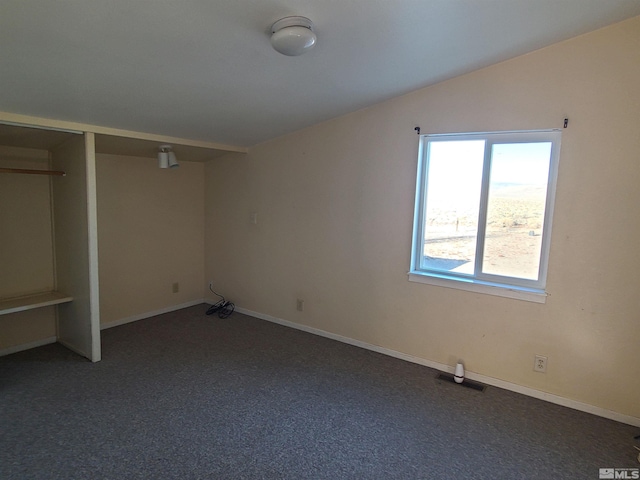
(1, 1), (639, 148)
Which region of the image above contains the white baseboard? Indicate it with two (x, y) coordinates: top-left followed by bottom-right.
(234, 306), (640, 428)
(0, 336), (57, 357)
(101, 299), (205, 330)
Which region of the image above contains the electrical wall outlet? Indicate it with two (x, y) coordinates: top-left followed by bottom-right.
(296, 299), (304, 311)
(250, 212), (258, 224)
(172, 282), (179, 293)
(208, 280), (213, 289)
(534, 354), (547, 373)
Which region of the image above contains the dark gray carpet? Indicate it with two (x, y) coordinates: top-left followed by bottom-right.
(1, 305), (638, 479)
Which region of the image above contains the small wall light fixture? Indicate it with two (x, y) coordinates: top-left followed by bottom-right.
(270, 16), (316, 56)
(158, 144), (179, 169)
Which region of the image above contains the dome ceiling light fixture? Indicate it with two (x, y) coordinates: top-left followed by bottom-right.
(270, 16), (316, 56)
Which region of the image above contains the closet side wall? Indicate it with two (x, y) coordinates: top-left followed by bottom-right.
(51, 133), (100, 362)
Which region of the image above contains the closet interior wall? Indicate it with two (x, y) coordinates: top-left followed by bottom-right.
(0, 145), (57, 350)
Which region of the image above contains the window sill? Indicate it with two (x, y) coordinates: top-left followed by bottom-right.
(408, 272), (547, 303)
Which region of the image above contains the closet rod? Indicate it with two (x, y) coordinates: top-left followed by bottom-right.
(0, 167), (66, 176)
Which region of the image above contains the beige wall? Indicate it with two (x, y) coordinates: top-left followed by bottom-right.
(0, 308), (56, 349)
(0, 146), (56, 349)
(97, 154), (205, 325)
(205, 17), (640, 419)
(0, 146), (55, 297)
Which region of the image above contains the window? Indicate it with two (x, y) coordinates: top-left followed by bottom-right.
(409, 130), (561, 302)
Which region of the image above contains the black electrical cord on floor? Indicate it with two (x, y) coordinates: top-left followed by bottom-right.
(206, 284), (235, 319)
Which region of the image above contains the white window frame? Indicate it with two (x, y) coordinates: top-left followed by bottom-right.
(409, 129), (561, 303)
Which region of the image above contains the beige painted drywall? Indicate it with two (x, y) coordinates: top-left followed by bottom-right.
(0, 308), (56, 349)
(0, 146), (57, 349)
(205, 16), (640, 419)
(97, 154), (204, 325)
(0, 146), (55, 297)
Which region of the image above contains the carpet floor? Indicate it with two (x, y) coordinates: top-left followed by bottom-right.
(1, 305), (638, 479)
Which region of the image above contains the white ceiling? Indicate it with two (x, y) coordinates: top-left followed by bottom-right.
(1, 1), (639, 148)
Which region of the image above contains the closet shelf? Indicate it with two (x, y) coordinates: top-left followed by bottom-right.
(0, 291), (73, 316)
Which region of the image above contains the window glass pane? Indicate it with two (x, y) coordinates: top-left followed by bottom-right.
(422, 140), (485, 274)
(482, 142), (551, 280)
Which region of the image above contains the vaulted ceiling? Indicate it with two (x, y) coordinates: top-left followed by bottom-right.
(2, 1), (639, 147)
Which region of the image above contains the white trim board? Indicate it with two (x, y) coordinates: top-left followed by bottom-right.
(232, 305), (640, 428)
(85, 132), (101, 362)
(0, 336), (57, 357)
(101, 299), (205, 330)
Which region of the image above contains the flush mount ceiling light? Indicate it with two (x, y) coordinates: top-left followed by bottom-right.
(158, 144), (179, 169)
(270, 16), (316, 56)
